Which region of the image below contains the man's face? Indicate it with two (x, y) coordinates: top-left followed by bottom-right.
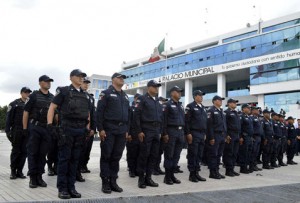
(21, 92), (30, 99)
(81, 82), (89, 91)
(171, 91), (181, 101)
(252, 109), (258, 116)
(228, 102), (237, 109)
(148, 86), (159, 95)
(194, 95), (203, 103)
(288, 119), (294, 125)
(39, 81), (51, 90)
(71, 75), (84, 86)
(243, 107), (250, 115)
(113, 76), (124, 86)
(279, 117), (284, 122)
(264, 113), (270, 120)
(214, 99), (222, 107)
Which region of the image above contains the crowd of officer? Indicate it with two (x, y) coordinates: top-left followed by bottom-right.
(4, 71), (300, 199)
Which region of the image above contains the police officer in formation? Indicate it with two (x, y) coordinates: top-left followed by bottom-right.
(135, 80), (163, 188)
(261, 109), (274, 169)
(223, 98), (240, 177)
(271, 113), (282, 168)
(47, 69), (90, 199)
(6, 87), (32, 179)
(286, 116), (298, 165)
(23, 75), (54, 188)
(185, 90), (207, 182)
(163, 86), (185, 185)
(96, 72), (130, 194)
(278, 114), (288, 166)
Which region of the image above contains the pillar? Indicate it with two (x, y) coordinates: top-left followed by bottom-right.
(184, 79), (193, 106)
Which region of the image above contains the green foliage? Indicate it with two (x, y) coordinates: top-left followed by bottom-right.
(0, 105), (8, 130)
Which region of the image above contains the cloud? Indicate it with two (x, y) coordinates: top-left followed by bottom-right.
(12, 0), (37, 9)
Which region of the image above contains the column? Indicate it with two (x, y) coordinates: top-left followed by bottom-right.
(159, 83), (166, 98)
(217, 73), (226, 98)
(184, 79), (193, 106)
(257, 94), (264, 109)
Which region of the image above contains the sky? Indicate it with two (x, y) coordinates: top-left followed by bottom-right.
(0, 0), (299, 106)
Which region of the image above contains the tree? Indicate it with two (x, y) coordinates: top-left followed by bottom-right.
(0, 105), (8, 130)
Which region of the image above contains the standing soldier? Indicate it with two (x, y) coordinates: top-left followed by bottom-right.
(261, 109), (274, 169)
(238, 104), (254, 174)
(271, 113), (281, 168)
(206, 95), (227, 179)
(47, 69), (90, 199)
(135, 80), (163, 189)
(250, 107), (263, 171)
(223, 98), (240, 177)
(286, 116), (298, 165)
(96, 73), (130, 194)
(23, 75), (54, 188)
(163, 86), (185, 185)
(278, 114), (288, 166)
(126, 93), (141, 178)
(185, 90), (207, 182)
(5, 87), (32, 179)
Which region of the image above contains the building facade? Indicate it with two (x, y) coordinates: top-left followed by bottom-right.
(87, 74), (112, 104)
(120, 12), (300, 118)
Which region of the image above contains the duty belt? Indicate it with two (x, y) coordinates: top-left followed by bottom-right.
(190, 129), (206, 133)
(168, 125), (183, 130)
(142, 122), (160, 127)
(30, 119), (47, 128)
(108, 120), (126, 126)
(62, 120), (87, 129)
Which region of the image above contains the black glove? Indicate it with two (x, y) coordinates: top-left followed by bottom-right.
(47, 124), (57, 138)
(6, 131), (13, 142)
(22, 129), (29, 137)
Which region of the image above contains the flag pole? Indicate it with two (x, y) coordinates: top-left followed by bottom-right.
(164, 33), (168, 98)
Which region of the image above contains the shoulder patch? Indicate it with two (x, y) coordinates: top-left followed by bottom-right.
(7, 105), (12, 112)
(207, 112), (211, 118)
(100, 92), (105, 100)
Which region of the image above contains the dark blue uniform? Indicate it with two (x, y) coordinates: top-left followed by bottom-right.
(271, 120), (282, 166)
(96, 85), (130, 179)
(251, 115), (263, 168)
(135, 93), (163, 176)
(25, 90), (54, 178)
(52, 85), (90, 193)
(206, 106), (227, 172)
(278, 122), (288, 165)
(185, 101), (207, 172)
(163, 99), (185, 171)
(5, 98), (27, 175)
(223, 108), (240, 171)
(261, 118), (274, 167)
(286, 123), (297, 163)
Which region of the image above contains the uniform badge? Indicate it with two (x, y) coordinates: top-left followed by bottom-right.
(55, 88), (61, 96)
(110, 94), (117, 97)
(100, 92), (105, 100)
(7, 105), (12, 112)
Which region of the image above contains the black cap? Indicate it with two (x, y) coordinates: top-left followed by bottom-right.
(251, 106), (260, 110)
(263, 109), (270, 114)
(193, 90), (205, 97)
(227, 98), (239, 104)
(39, 75), (54, 82)
(170, 86), (183, 93)
(147, 80), (161, 87)
(111, 72), (126, 79)
(89, 93), (94, 97)
(70, 69), (87, 77)
(241, 104), (251, 109)
(158, 96), (168, 102)
(212, 95), (225, 102)
(278, 114), (285, 118)
(83, 77), (91, 83)
(271, 112), (279, 117)
(286, 116), (295, 121)
(20, 87), (32, 93)
(134, 93), (141, 98)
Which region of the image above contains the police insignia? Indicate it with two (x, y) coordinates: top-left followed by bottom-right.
(25, 97), (30, 104)
(207, 112), (211, 118)
(185, 107), (190, 114)
(100, 92), (105, 100)
(7, 105), (12, 112)
(55, 88), (61, 96)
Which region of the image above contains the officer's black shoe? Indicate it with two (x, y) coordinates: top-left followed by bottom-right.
(189, 171), (199, 182)
(216, 171), (225, 179)
(232, 170), (240, 176)
(110, 178), (123, 192)
(170, 170), (181, 184)
(153, 169), (160, 175)
(16, 170), (26, 179)
(225, 170), (235, 177)
(129, 171), (136, 178)
(257, 160), (263, 164)
(240, 167), (249, 174)
(253, 166), (262, 171)
(58, 191), (71, 199)
(195, 171), (206, 181)
(157, 167), (165, 175)
(287, 160), (295, 165)
(138, 174), (146, 188)
(279, 162), (287, 166)
(69, 189), (81, 198)
(262, 165), (271, 169)
(163, 170), (174, 185)
(292, 161), (298, 165)
(174, 166), (183, 173)
(248, 167), (254, 173)
(76, 174), (85, 182)
(10, 169), (17, 179)
(101, 177), (111, 194)
(209, 171), (221, 179)
(145, 176), (159, 187)
(81, 166), (91, 173)
(29, 175), (38, 188)
(271, 163), (279, 168)
(37, 175), (47, 187)
(48, 167), (55, 176)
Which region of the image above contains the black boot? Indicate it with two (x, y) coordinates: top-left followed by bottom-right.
(216, 170), (225, 179)
(37, 175), (47, 187)
(232, 170), (240, 176)
(10, 169), (17, 179)
(145, 175), (159, 187)
(101, 177), (111, 194)
(138, 174), (146, 188)
(170, 168), (181, 184)
(209, 170), (221, 179)
(129, 170), (136, 178)
(16, 170), (26, 179)
(195, 171), (206, 181)
(174, 165), (183, 173)
(189, 171), (198, 182)
(110, 177), (123, 192)
(163, 169), (173, 185)
(29, 175), (38, 188)
(48, 166), (55, 176)
(240, 166), (249, 174)
(76, 172), (85, 182)
(225, 169), (235, 177)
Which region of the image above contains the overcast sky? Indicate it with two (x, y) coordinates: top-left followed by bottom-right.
(0, 0), (299, 106)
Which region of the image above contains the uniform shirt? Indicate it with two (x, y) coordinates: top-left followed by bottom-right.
(185, 101), (207, 135)
(251, 115), (263, 136)
(287, 123), (296, 140)
(280, 122), (288, 138)
(207, 106), (227, 140)
(96, 85), (130, 132)
(261, 118), (274, 139)
(5, 98), (25, 132)
(88, 94), (96, 131)
(134, 93), (163, 134)
(240, 113), (254, 138)
(273, 120), (282, 139)
(163, 98), (185, 135)
(224, 108), (240, 134)
(128, 102), (138, 136)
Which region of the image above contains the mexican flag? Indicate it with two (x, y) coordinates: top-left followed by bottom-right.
(148, 38), (165, 63)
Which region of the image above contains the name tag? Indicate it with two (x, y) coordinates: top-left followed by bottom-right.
(171, 105), (176, 108)
(214, 112), (219, 114)
(110, 94), (117, 97)
(194, 108), (199, 111)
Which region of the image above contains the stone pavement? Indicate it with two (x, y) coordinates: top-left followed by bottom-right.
(1, 133), (300, 203)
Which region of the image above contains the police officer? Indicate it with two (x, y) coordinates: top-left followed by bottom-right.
(135, 80), (163, 189)
(206, 95), (227, 179)
(223, 98), (240, 177)
(23, 75), (54, 188)
(239, 104), (254, 174)
(185, 90), (207, 182)
(286, 116), (298, 165)
(278, 114), (288, 166)
(271, 113), (281, 168)
(163, 86), (185, 185)
(96, 72), (130, 194)
(126, 93), (140, 178)
(5, 87), (32, 179)
(250, 107), (263, 171)
(47, 69), (90, 199)
(261, 109), (274, 169)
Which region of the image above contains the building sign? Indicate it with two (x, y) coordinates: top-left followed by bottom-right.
(124, 48), (300, 89)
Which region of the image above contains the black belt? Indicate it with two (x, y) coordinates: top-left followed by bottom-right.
(107, 120), (127, 126)
(190, 129), (206, 133)
(167, 125), (184, 130)
(30, 119), (47, 128)
(142, 122), (161, 127)
(62, 121), (87, 128)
